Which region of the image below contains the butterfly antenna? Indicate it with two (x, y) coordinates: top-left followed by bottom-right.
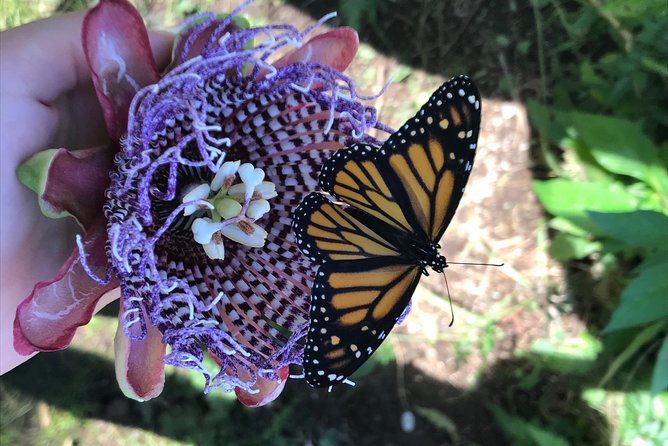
(441, 270), (455, 327)
(448, 261), (505, 267)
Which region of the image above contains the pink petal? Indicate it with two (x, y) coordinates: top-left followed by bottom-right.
(82, 0), (160, 140)
(234, 366), (289, 407)
(114, 302), (166, 401)
(272, 27), (359, 72)
(13, 224), (118, 355)
(41, 146), (114, 229)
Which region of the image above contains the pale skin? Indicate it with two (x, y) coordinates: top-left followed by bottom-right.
(0, 11), (173, 374)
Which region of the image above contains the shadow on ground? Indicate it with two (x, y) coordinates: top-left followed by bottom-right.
(1, 345), (611, 445)
(284, 0), (547, 98)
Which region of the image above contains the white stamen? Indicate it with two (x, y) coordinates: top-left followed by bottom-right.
(191, 217), (220, 244)
(202, 239), (226, 260)
(211, 160), (241, 191)
(238, 163), (265, 189)
(254, 181), (278, 199)
(182, 184), (211, 215)
(220, 222), (267, 247)
(246, 199), (270, 220)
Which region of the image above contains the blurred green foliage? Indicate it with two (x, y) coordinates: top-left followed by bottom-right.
(532, 0), (668, 138)
(0, 0), (59, 30)
(337, 0), (381, 31)
(529, 0), (668, 398)
(489, 404), (570, 446)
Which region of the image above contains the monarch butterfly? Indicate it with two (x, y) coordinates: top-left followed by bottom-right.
(292, 75), (481, 387)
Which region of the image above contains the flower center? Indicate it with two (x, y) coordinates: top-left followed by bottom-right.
(183, 160), (277, 260)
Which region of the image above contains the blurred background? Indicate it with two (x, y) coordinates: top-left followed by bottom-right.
(1, 0), (666, 445)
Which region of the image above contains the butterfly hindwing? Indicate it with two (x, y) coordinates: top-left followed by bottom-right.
(381, 75), (481, 240)
(304, 257), (422, 387)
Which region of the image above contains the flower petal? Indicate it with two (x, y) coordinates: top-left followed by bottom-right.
(234, 366), (289, 407)
(17, 146), (114, 229)
(82, 0), (161, 139)
(13, 224), (118, 355)
(272, 27), (359, 72)
(114, 302), (166, 402)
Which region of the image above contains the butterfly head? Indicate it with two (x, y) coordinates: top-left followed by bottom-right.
(419, 243), (447, 275)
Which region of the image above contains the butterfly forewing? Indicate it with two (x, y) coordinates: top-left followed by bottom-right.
(304, 258), (422, 387)
(381, 75), (481, 240)
(318, 143), (415, 234)
(293, 193), (401, 263)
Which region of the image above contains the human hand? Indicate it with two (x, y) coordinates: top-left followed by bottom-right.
(0, 11), (173, 374)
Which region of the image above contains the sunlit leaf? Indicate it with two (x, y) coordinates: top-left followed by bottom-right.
(549, 232), (601, 260)
(533, 179), (637, 234)
(565, 111), (668, 196)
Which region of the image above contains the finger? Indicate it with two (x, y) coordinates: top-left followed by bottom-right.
(1, 11), (174, 104)
(0, 11), (173, 151)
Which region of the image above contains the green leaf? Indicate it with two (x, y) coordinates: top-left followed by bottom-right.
(604, 262), (668, 332)
(525, 423), (570, 446)
(414, 406), (458, 440)
(526, 100), (566, 147)
(488, 404), (569, 446)
(588, 211), (668, 250)
(600, 0), (667, 21)
(652, 335), (668, 395)
(642, 56), (668, 77)
(636, 250), (668, 271)
(549, 233), (601, 260)
(565, 112), (668, 196)
(548, 217), (589, 236)
(533, 179), (637, 234)
(488, 404), (532, 444)
(340, 0), (379, 29)
(599, 320), (667, 387)
(530, 332), (602, 364)
(391, 65), (412, 83)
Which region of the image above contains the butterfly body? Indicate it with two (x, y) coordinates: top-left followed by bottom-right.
(292, 76), (481, 387)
